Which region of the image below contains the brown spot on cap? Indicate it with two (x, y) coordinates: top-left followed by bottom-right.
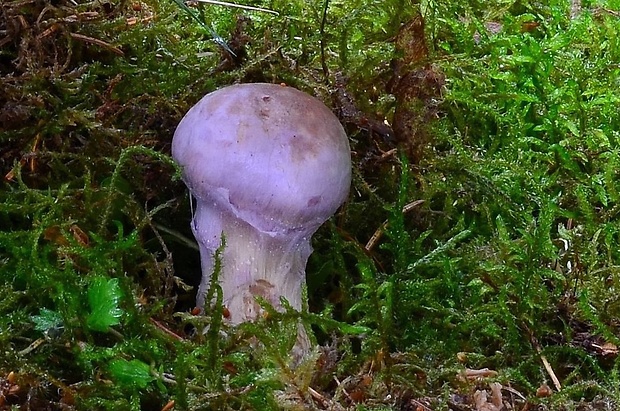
(307, 196), (321, 207)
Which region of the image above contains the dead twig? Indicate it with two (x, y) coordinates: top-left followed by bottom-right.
(192, 0), (278, 15)
(150, 318), (184, 341)
(69, 32), (124, 56)
(365, 200), (425, 251)
(308, 386), (346, 411)
(410, 398), (433, 411)
(524, 324), (562, 392)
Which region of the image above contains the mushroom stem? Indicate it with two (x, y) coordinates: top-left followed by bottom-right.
(193, 200), (314, 325)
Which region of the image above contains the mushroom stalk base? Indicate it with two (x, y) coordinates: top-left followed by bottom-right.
(192, 202), (313, 353)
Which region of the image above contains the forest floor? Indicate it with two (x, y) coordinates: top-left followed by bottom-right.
(2, 0), (620, 410)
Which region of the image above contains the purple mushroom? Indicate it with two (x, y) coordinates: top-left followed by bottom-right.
(172, 83), (351, 343)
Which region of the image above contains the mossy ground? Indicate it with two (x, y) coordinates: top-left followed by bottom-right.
(2, 0), (620, 410)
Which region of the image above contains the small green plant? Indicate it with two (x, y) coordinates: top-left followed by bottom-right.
(86, 276), (124, 332)
(108, 359), (155, 391)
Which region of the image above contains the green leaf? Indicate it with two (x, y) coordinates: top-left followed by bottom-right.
(108, 359), (154, 390)
(32, 308), (63, 332)
(86, 276), (123, 332)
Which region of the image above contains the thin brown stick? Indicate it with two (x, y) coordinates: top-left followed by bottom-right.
(333, 376), (354, 403)
(69, 32), (125, 56)
(410, 398), (433, 411)
(525, 324), (562, 391)
(539, 353), (562, 392)
(192, 0), (278, 15)
(308, 386), (345, 411)
(150, 318), (184, 341)
(365, 199), (425, 251)
(319, 0), (329, 81)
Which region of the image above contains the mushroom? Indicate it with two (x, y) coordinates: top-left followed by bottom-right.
(172, 83), (351, 350)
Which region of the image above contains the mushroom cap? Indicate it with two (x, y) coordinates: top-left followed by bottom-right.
(172, 83), (351, 236)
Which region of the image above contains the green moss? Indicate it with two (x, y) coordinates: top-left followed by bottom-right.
(2, 0), (620, 408)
